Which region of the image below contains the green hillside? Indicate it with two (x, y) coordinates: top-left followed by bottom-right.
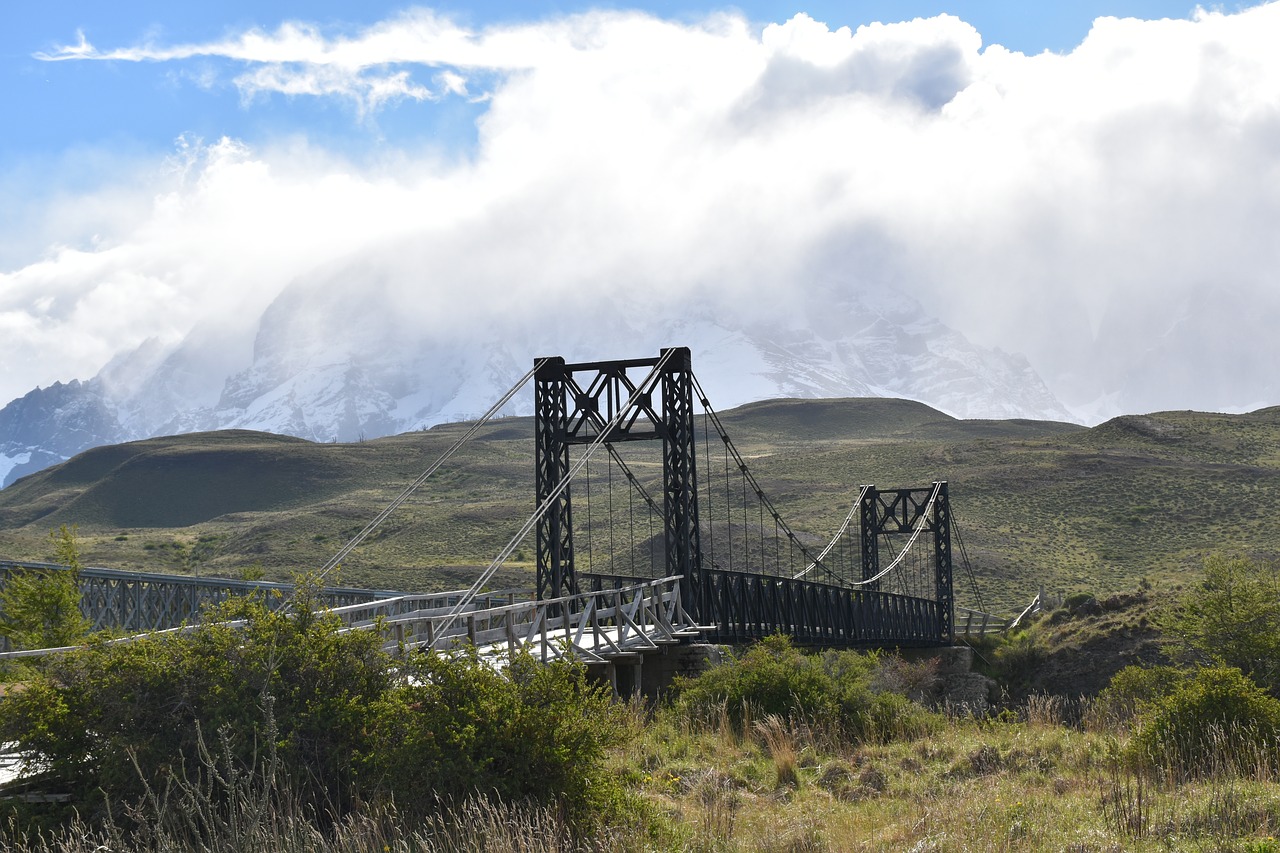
(1, 398), (1277, 613)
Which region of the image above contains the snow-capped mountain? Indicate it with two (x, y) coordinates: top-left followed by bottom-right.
(0, 277), (1074, 487)
(0, 379), (123, 487)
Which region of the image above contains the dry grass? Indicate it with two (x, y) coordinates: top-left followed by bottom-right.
(615, 700), (1280, 852)
(754, 714), (800, 789)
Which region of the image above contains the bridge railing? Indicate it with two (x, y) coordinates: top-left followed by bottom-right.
(954, 606), (1010, 637)
(338, 576), (700, 662)
(0, 584), (502, 661)
(321, 588), (528, 626)
(696, 567), (946, 647)
(0, 560), (402, 638)
(0, 564), (699, 666)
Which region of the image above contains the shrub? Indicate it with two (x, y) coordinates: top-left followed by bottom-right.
(0, 569), (86, 652)
(1100, 664), (1182, 722)
(362, 648), (631, 829)
(990, 629), (1044, 688)
(674, 635), (838, 733)
(1159, 554), (1280, 695)
(672, 635), (938, 743)
(0, 588), (633, 833)
(872, 654), (941, 703)
(0, 527), (89, 651)
(1063, 591), (1100, 615)
(0, 592), (390, 818)
(1127, 666), (1280, 778)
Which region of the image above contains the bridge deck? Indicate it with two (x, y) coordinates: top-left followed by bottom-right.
(329, 576), (700, 663)
(1, 562), (956, 660)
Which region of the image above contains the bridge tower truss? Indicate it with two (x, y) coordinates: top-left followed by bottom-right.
(533, 348), (702, 603)
(857, 483), (954, 641)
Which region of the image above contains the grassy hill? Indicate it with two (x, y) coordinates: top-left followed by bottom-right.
(1, 398), (1278, 613)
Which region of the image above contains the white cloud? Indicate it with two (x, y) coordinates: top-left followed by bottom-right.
(35, 9), (571, 113)
(10, 3), (1280, 418)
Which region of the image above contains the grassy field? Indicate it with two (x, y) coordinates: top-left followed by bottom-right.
(2, 399), (1279, 614)
(616, 705), (1280, 852)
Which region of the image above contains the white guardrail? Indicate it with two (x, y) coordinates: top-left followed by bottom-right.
(329, 575), (702, 663)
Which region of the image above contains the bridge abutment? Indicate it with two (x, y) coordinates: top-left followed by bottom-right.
(588, 643), (723, 700)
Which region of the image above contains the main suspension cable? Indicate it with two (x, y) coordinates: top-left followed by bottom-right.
(852, 482), (942, 586)
(794, 485), (871, 581)
(315, 358), (548, 585)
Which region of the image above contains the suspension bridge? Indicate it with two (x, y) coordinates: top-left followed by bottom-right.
(0, 348), (991, 670)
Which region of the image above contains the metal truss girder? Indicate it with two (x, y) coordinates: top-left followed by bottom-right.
(867, 487), (938, 534)
(0, 562), (393, 645)
(693, 567), (943, 648)
(563, 362), (665, 444)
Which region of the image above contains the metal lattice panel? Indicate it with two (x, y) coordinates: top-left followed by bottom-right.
(690, 567), (942, 647)
(0, 561), (396, 640)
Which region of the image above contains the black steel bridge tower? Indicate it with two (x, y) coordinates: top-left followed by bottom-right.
(859, 483), (954, 642)
(533, 347), (955, 647)
(534, 347), (701, 603)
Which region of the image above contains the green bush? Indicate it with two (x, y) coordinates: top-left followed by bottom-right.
(1063, 591), (1098, 612)
(0, 589), (632, 833)
(1100, 664), (1182, 722)
(364, 649), (630, 829)
(672, 635), (938, 743)
(1127, 666), (1280, 778)
(0, 592), (389, 817)
(0, 569), (86, 652)
(0, 527), (89, 651)
(1159, 554), (1280, 695)
(673, 635), (837, 732)
(989, 629), (1044, 688)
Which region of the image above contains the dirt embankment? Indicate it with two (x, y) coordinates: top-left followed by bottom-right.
(1006, 589), (1170, 700)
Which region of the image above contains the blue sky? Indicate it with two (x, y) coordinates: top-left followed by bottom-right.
(2, 2), (1206, 169)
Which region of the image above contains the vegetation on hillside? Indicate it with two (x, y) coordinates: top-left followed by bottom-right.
(2, 401), (1279, 611)
(5, 399), (1280, 847)
(0, 582), (631, 836)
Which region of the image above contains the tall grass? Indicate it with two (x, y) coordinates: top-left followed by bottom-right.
(0, 799), (600, 853)
(753, 715), (799, 788)
(14, 691), (1280, 851)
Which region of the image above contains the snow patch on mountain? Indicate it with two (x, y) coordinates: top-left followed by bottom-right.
(0, 451), (31, 488)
